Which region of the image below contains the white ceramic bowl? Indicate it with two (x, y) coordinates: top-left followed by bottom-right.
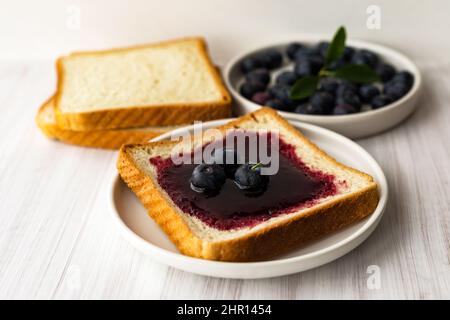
(224, 36), (422, 139)
(110, 119), (388, 279)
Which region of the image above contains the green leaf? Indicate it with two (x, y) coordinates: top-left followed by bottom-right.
(333, 64), (380, 83)
(325, 26), (346, 66)
(289, 76), (319, 100)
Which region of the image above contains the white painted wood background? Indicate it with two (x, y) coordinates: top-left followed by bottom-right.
(0, 51), (449, 299)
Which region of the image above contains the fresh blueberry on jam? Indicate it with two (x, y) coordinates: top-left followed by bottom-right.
(375, 63), (396, 82)
(240, 57), (262, 74)
(234, 163), (269, 192)
(190, 164), (226, 194)
(251, 92), (271, 105)
(245, 68), (271, 86)
(359, 84), (380, 103)
(211, 148), (241, 178)
(258, 49), (283, 69)
(333, 104), (358, 115)
(370, 94), (394, 109)
(286, 42), (304, 60)
(240, 82), (266, 99)
(276, 71), (298, 86)
(310, 92), (335, 114)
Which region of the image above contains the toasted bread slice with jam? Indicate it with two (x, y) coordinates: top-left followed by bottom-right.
(117, 108), (379, 261)
(54, 37), (231, 131)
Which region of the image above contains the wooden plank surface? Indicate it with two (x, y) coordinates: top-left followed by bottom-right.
(0, 60), (449, 299)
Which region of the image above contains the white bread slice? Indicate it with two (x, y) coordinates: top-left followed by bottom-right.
(55, 37), (231, 131)
(117, 108), (379, 261)
(36, 97), (175, 150)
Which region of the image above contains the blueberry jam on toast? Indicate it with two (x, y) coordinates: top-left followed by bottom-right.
(150, 133), (338, 230)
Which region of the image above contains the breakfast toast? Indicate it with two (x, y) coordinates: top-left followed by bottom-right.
(117, 108), (379, 261)
(54, 37), (231, 131)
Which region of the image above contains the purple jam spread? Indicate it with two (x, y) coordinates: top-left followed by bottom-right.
(150, 134), (337, 230)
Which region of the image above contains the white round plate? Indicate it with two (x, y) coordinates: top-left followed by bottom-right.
(110, 119), (388, 279)
(224, 36), (422, 139)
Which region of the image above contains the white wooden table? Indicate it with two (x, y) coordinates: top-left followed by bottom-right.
(0, 59), (449, 300)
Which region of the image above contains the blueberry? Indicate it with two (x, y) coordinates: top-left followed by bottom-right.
(294, 104), (308, 114)
(286, 42), (304, 60)
(295, 54), (323, 71)
(328, 58), (345, 71)
(360, 50), (379, 67)
(258, 49), (283, 69)
(370, 94), (394, 109)
(240, 57), (262, 74)
(239, 82), (266, 99)
(351, 50), (378, 68)
(316, 41), (330, 57)
(234, 164), (269, 191)
(294, 47), (320, 60)
(276, 71), (297, 86)
(375, 63), (396, 82)
(342, 46), (355, 61)
(336, 90), (361, 109)
(310, 92), (335, 114)
(190, 164), (226, 194)
(358, 84), (380, 103)
(245, 68), (270, 86)
(251, 92), (271, 105)
(265, 99), (289, 111)
(211, 149), (241, 178)
(319, 77), (339, 94)
(294, 103), (326, 115)
(383, 81), (410, 100)
(391, 71), (414, 87)
(336, 81), (358, 97)
(333, 104), (358, 115)
(294, 60), (317, 77)
(268, 85), (293, 107)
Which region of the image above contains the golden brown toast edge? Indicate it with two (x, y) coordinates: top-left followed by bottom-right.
(36, 97), (171, 150)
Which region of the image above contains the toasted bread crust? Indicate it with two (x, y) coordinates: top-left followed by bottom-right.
(36, 97), (170, 150)
(117, 108), (379, 261)
(54, 37), (232, 131)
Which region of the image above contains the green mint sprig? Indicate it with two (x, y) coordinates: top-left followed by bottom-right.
(290, 26), (380, 100)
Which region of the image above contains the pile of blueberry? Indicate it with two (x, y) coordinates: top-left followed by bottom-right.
(190, 149), (268, 195)
(238, 42), (414, 115)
